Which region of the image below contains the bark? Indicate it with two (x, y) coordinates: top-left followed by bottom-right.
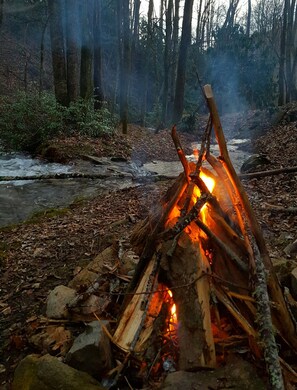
(65, 0), (80, 102)
(93, 0), (104, 108)
(0, 0), (4, 28)
(246, 0), (251, 37)
(80, 0), (94, 100)
(172, 0), (194, 123)
(39, 15), (49, 95)
(163, 230), (216, 369)
(118, 0), (131, 134)
(161, 0), (173, 125)
(48, 0), (68, 106)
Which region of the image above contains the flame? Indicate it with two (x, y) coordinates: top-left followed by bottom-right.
(167, 290), (177, 333)
(200, 171), (215, 193)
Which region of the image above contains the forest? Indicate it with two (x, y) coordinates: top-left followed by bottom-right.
(0, 0), (295, 140)
(1, 1), (297, 390)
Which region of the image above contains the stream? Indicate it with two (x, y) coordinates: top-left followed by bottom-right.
(0, 139), (250, 227)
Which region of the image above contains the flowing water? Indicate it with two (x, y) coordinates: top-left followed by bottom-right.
(0, 139), (250, 227)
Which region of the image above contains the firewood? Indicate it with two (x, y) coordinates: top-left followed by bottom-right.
(204, 84), (288, 390)
(161, 229), (216, 369)
(239, 165), (297, 180)
(171, 125), (190, 181)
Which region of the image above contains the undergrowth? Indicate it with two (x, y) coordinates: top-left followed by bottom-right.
(0, 92), (117, 153)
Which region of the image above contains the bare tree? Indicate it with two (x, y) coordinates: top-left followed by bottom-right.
(80, 0), (94, 100)
(94, 0), (104, 108)
(162, 0), (173, 124)
(65, 0), (80, 102)
(173, 0), (194, 123)
(48, 0), (68, 106)
(117, 0), (131, 134)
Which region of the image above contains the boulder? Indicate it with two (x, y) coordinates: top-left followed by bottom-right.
(66, 321), (113, 378)
(240, 154), (271, 173)
(46, 285), (77, 319)
(161, 355), (265, 390)
(12, 354), (104, 390)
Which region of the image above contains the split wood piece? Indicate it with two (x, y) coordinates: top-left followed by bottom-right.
(171, 125), (190, 181)
(161, 228), (216, 369)
(204, 84), (289, 388)
(128, 174), (188, 293)
(205, 85), (297, 347)
(113, 254), (161, 354)
(206, 153), (253, 262)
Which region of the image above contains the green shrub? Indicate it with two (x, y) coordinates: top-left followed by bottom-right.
(0, 93), (117, 153)
(0, 92), (65, 153)
(66, 99), (117, 137)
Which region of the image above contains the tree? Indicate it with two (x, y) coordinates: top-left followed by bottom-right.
(117, 0), (131, 134)
(162, 0), (173, 125)
(93, 0), (104, 108)
(173, 0), (194, 123)
(65, 0), (80, 102)
(48, 0), (68, 106)
(80, 0), (94, 100)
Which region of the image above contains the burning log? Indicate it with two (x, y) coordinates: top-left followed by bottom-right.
(110, 85), (297, 390)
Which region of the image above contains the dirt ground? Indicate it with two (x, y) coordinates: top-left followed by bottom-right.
(0, 118), (297, 387)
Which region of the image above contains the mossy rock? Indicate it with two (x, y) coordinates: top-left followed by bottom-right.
(12, 354), (104, 390)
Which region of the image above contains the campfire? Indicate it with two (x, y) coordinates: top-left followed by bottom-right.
(109, 85), (297, 389)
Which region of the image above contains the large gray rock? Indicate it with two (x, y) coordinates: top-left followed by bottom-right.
(46, 285), (77, 319)
(12, 354), (104, 390)
(161, 355), (265, 390)
(66, 321), (113, 378)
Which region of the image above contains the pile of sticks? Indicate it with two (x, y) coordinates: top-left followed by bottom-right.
(112, 85), (297, 390)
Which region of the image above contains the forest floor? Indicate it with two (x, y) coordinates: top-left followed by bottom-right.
(0, 115), (297, 387)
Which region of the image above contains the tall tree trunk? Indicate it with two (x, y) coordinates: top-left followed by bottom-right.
(39, 15), (49, 95)
(93, 0), (104, 109)
(0, 0), (4, 28)
(140, 0), (153, 126)
(65, 0), (80, 102)
(168, 0), (180, 119)
(48, 0), (68, 106)
(118, 0), (131, 134)
(173, 0), (194, 123)
(162, 0), (173, 125)
(246, 0), (251, 37)
(80, 0), (94, 100)
(279, 0), (289, 105)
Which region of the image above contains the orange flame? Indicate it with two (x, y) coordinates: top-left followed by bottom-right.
(167, 290), (177, 332)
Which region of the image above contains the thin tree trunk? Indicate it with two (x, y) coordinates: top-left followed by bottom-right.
(118, 0), (131, 134)
(162, 0), (173, 125)
(173, 0), (194, 123)
(80, 0), (94, 100)
(279, 0), (288, 105)
(48, 0), (68, 106)
(65, 0), (80, 102)
(94, 0), (104, 109)
(246, 0), (251, 37)
(39, 15), (49, 95)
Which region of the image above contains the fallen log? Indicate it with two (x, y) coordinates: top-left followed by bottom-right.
(239, 165), (297, 180)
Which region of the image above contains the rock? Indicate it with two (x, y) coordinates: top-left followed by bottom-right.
(12, 354), (104, 390)
(272, 258), (297, 284)
(240, 154), (271, 173)
(161, 355), (265, 390)
(290, 267), (297, 298)
(68, 269), (98, 290)
(70, 247), (116, 286)
(66, 321), (113, 378)
(46, 285), (77, 319)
